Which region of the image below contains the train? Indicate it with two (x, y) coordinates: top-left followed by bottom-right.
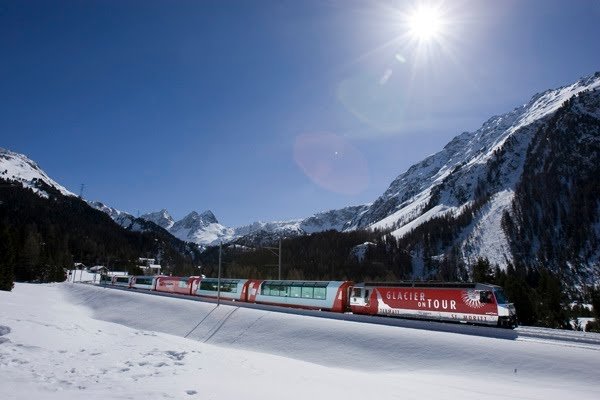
(101, 274), (518, 328)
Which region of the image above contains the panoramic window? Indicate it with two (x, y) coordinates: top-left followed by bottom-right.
(200, 280), (238, 293)
(313, 287), (326, 300)
(301, 286), (314, 298)
(261, 282), (327, 301)
(290, 286), (302, 298)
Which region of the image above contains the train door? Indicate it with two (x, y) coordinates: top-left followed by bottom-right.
(191, 277), (200, 295)
(349, 285), (370, 308)
(345, 285), (354, 312)
(246, 280), (262, 303)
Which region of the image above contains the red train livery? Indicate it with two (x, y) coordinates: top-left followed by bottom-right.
(155, 276), (201, 296)
(350, 282), (517, 328)
(105, 275), (517, 328)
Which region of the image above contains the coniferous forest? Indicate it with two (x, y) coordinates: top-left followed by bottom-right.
(0, 177), (201, 289)
(197, 231), (599, 331)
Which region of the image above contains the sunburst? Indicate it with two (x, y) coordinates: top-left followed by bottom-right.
(407, 4), (443, 42)
(462, 290), (484, 309)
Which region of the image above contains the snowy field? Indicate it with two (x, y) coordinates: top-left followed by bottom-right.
(1, 283), (600, 399)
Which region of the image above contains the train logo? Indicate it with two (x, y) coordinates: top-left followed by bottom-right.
(462, 289), (485, 309)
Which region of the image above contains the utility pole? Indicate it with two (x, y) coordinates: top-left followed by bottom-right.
(217, 242), (222, 306)
(265, 238), (283, 280)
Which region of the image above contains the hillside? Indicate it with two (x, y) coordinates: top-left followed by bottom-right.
(0, 175), (201, 283)
(2, 283), (599, 399)
(342, 73), (600, 283)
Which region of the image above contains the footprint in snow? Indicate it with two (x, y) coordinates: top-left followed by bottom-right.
(0, 325), (11, 344)
(165, 351), (186, 361)
(186, 390), (197, 395)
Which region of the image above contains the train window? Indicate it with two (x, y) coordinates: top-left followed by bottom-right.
(200, 280), (237, 293)
(494, 289), (508, 304)
(135, 278), (153, 285)
(479, 291), (493, 303)
(313, 287), (326, 300)
(261, 284), (269, 295)
(270, 285), (281, 296)
(178, 280), (188, 288)
(279, 285), (290, 297)
(200, 281), (216, 291)
(222, 282), (236, 293)
(260, 282), (326, 299)
(262, 284), (275, 296)
(301, 287), (314, 298)
(352, 288), (362, 298)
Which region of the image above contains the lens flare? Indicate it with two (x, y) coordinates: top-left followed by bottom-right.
(293, 132), (369, 195)
(337, 73), (408, 133)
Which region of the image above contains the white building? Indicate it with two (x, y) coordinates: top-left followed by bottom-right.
(138, 258), (161, 275)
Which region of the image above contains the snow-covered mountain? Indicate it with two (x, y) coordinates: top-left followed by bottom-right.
(133, 204), (370, 247)
(301, 205), (370, 234)
(0, 147), (75, 198)
(140, 209), (175, 230)
(0, 146), (368, 247)
(87, 201), (140, 231)
(135, 73), (600, 260)
(168, 211), (233, 245)
(348, 72), (600, 274)
(354, 73), (600, 231)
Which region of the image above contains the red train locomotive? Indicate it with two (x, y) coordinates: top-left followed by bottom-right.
(350, 282), (517, 328)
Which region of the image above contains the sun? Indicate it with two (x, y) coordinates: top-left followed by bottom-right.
(407, 4), (443, 42)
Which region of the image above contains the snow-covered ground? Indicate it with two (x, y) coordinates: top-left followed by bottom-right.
(1, 283), (600, 399)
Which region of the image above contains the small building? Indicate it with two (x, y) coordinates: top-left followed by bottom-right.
(138, 258), (161, 275)
(89, 265), (108, 274)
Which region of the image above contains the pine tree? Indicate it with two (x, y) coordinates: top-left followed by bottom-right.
(586, 287), (600, 332)
(0, 226), (15, 291)
(472, 257), (493, 283)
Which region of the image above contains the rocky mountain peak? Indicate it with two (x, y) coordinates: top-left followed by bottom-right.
(140, 209), (175, 230)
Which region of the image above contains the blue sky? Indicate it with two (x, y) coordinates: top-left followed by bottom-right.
(2, 0), (599, 227)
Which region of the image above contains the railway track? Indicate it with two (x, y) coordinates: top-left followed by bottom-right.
(515, 326), (600, 348)
(83, 282), (600, 348)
